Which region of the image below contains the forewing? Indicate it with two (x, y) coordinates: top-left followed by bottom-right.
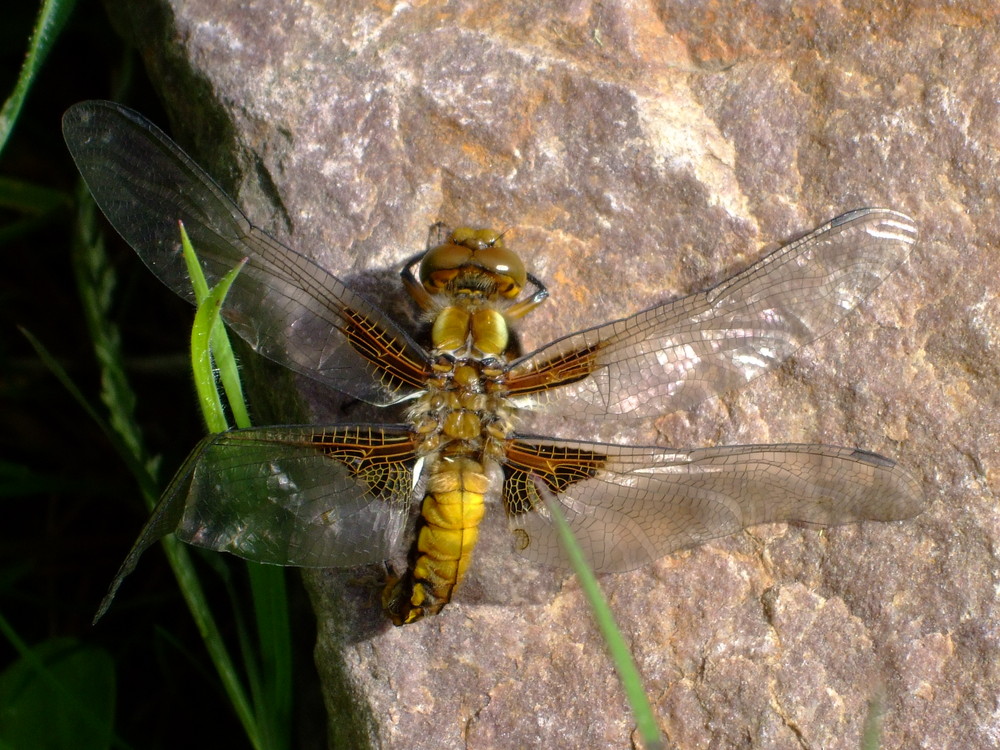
(506, 209), (917, 418)
(62, 100), (430, 405)
(502, 437), (924, 572)
(94, 425), (418, 621)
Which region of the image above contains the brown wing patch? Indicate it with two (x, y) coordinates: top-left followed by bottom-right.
(339, 306), (432, 392)
(502, 439), (608, 515)
(309, 426), (419, 502)
(504, 342), (603, 397)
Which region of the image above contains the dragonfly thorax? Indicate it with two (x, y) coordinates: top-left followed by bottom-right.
(410, 303), (518, 453)
(431, 305), (510, 356)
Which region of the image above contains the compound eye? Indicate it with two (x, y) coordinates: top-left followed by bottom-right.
(473, 244), (526, 297)
(418, 227), (528, 298)
(419, 243), (473, 292)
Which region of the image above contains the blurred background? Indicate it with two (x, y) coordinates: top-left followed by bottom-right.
(0, 2), (319, 748)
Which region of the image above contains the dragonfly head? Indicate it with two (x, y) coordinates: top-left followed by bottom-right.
(419, 227), (526, 301)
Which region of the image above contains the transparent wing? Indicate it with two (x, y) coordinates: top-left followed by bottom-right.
(62, 100), (431, 405)
(502, 437), (924, 572)
(94, 425), (419, 621)
(506, 209), (917, 418)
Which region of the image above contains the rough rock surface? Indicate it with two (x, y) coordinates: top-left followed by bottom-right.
(109, 2), (998, 748)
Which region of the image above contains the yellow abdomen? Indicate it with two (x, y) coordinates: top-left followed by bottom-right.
(383, 456), (488, 625)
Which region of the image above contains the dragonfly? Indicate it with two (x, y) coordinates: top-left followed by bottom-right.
(63, 100), (924, 626)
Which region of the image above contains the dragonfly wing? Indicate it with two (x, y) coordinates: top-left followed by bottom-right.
(62, 100), (431, 405)
(95, 425), (418, 621)
(502, 437), (924, 573)
(507, 209), (917, 418)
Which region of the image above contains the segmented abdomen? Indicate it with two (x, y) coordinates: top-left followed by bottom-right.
(382, 456), (488, 625)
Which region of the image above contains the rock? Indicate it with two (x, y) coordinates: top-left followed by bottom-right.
(107, 2), (997, 748)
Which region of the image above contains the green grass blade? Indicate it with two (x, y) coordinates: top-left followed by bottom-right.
(214, 325), (252, 428)
(180, 222), (250, 428)
(0, 175), (67, 214)
(247, 566), (292, 750)
(0, 0), (76, 154)
(65, 187), (265, 749)
(861, 689), (885, 750)
(161, 535), (263, 750)
(541, 492), (665, 750)
(189, 255), (247, 432)
(184, 227), (291, 750)
(0, 176), (70, 245)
